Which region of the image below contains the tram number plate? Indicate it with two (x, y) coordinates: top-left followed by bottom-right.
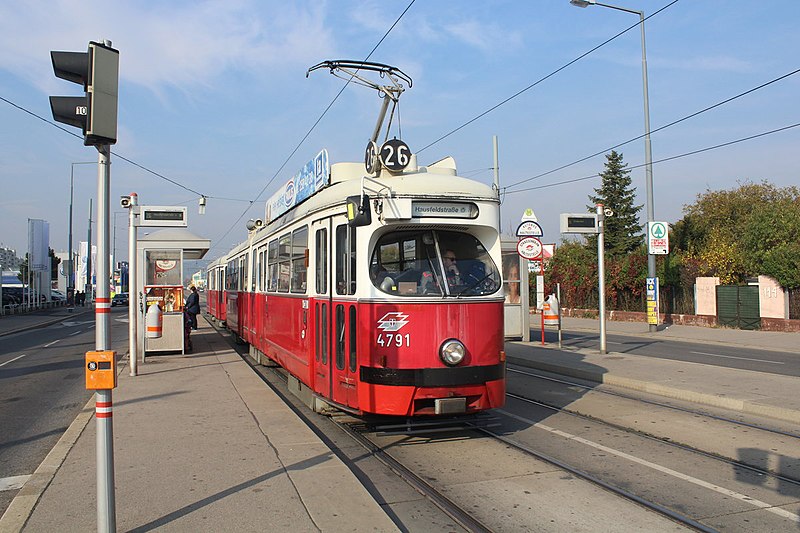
(379, 139), (411, 172)
(376, 333), (410, 347)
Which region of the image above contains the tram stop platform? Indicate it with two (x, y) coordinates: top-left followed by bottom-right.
(506, 316), (800, 425)
(1, 314), (398, 532)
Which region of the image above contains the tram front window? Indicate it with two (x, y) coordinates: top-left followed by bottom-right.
(370, 230), (500, 297)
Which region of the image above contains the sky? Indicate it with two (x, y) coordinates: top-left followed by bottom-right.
(1, 0), (798, 268)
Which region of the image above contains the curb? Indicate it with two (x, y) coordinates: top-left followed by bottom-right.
(552, 323), (800, 356)
(506, 354), (800, 425)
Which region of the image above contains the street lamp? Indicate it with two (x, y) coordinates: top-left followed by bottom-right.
(571, 0), (657, 331)
(69, 161), (94, 307)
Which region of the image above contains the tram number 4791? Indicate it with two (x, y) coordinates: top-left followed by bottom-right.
(376, 333), (411, 347)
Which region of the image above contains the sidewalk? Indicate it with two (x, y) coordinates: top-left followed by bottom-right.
(1, 316), (397, 532)
(509, 316), (800, 424)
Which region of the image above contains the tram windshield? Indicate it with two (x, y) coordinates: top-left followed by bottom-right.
(370, 230), (501, 297)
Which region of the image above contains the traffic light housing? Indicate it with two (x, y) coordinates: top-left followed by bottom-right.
(50, 41), (119, 146)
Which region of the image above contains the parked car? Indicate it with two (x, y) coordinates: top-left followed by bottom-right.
(51, 289), (66, 301)
(111, 293), (129, 307)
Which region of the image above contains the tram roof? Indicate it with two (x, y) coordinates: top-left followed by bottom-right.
(215, 157), (498, 261)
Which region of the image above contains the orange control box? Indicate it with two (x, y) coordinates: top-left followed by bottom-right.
(85, 351), (117, 390)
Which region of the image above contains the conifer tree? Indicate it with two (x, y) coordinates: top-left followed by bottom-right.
(588, 150), (643, 256)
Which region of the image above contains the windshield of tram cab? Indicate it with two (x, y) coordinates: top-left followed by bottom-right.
(370, 230), (501, 297)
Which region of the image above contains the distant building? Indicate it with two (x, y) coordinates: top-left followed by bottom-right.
(0, 247), (21, 270)
(2, 270), (23, 287)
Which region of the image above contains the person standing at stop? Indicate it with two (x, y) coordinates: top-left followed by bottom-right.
(185, 285), (200, 330)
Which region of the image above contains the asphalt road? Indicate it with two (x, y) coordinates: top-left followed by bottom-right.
(0, 307), (129, 515)
(541, 328), (800, 377)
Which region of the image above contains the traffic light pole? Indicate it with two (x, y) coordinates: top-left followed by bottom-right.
(95, 145), (116, 532)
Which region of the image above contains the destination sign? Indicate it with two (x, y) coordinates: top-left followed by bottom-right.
(411, 201), (478, 219)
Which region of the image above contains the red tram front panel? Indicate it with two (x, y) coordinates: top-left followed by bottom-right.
(358, 300), (505, 416)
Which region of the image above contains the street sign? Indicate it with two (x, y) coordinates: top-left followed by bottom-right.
(648, 221), (669, 255)
(138, 206), (188, 227)
(516, 220), (543, 237)
(517, 237), (542, 260)
(521, 208), (538, 222)
(560, 213), (598, 234)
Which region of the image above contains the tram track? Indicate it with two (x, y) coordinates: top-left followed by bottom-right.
(217, 321), (797, 531)
(506, 366), (800, 484)
(467, 422), (717, 533)
(507, 365), (800, 440)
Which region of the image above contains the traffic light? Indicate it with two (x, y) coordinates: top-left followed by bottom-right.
(50, 41), (119, 146)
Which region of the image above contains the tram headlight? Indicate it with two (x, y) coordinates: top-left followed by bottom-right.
(440, 339), (466, 366)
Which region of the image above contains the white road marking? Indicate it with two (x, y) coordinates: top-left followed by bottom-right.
(500, 409), (800, 524)
(0, 475), (30, 491)
(44, 339), (60, 347)
(69, 330), (81, 336)
(690, 351), (784, 365)
(0, 354), (27, 368)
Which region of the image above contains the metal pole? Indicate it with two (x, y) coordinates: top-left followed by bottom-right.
(128, 194), (138, 377)
(69, 165), (74, 307)
(86, 199), (93, 304)
(639, 10), (657, 332)
(493, 135), (500, 233)
(540, 255), (545, 345)
(69, 162), (94, 307)
(586, 3), (657, 331)
(597, 204), (607, 354)
(95, 145), (116, 532)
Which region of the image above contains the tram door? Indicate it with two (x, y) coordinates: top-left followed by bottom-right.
(311, 218), (331, 399)
(331, 216), (359, 409)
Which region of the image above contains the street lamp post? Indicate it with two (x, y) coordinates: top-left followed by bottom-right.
(570, 0), (657, 331)
(69, 162), (94, 307)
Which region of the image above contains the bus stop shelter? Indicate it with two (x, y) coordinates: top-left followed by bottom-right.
(501, 239), (530, 341)
(135, 228), (210, 359)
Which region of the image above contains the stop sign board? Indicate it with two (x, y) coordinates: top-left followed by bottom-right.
(517, 237), (543, 260)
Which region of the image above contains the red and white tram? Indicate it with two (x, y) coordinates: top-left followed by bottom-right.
(206, 61), (506, 417)
(205, 256), (227, 325)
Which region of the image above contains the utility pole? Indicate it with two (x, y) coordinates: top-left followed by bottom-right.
(86, 199), (93, 304)
(597, 204), (607, 355)
(95, 145), (115, 532)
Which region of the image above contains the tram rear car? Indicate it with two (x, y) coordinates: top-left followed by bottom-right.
(213, 156), (506, 417)
(205, 257), (227, 325)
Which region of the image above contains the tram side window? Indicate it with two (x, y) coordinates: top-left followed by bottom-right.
(335, 304), (345, 370)
(257, 248), (265, 292)
(315, 228), (327, 294)
(278, 233), (291, 292)
(349, 306), (357, 372)
(250, 251), (257, 292)
(335, 224), (356, 295)
(290, 226), (308, 293)
(268, 239), (278, 292)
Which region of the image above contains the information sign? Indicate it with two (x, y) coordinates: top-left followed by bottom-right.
(646, 277), (659, 325)
(648, 221), (669, 255)
(138, 206), (187, 227)
(517, 237), (542, 260)
(516, 220), (543, 237)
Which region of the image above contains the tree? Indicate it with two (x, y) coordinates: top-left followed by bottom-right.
(673, 181), (800, 288)
(588, 150), (643, 257)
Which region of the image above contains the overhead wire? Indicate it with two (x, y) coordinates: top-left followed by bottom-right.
(503, 67), (800, 191)
(416, 0), (680, 154)
(209, 0), (417, 251)
(504, 121), (800, 195)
